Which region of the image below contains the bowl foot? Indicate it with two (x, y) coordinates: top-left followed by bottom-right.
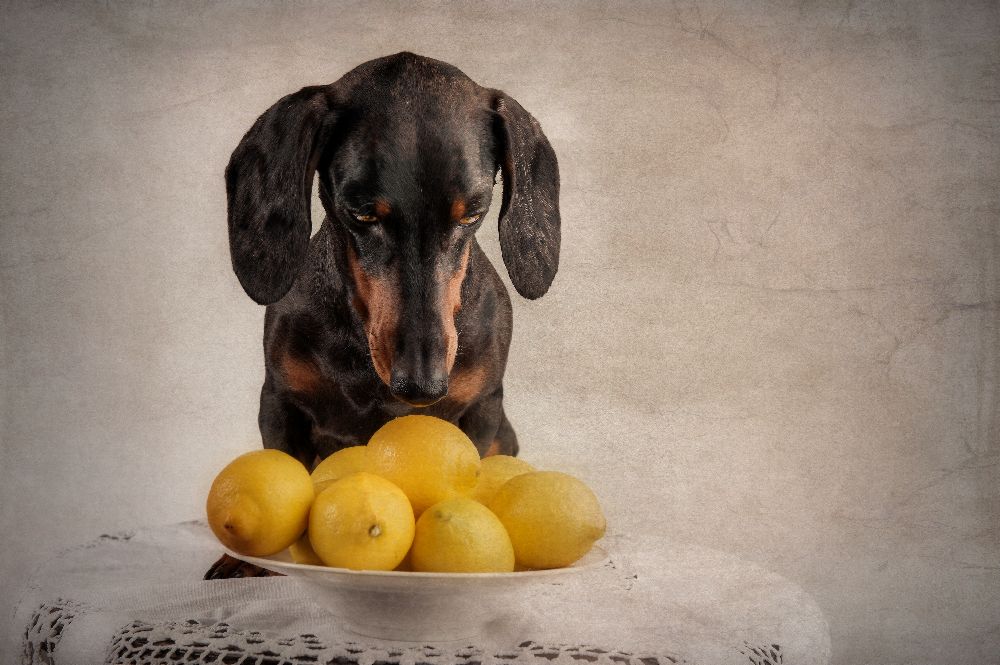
(326, 589), (515, 644)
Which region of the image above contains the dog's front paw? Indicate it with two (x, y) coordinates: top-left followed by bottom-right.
(203, 553), (284, 580)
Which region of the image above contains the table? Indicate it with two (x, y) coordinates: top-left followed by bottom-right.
(10, 521), (829, 664)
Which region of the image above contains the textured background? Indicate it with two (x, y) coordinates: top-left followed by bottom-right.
(2, 1), (998, 663)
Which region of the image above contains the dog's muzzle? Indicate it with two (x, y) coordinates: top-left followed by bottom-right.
(389, 374), (448, 407)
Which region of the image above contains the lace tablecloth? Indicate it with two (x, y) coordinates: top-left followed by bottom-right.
(9, 521), (829, 665)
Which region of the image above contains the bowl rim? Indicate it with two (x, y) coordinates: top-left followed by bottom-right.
(225, 542), (610, 580)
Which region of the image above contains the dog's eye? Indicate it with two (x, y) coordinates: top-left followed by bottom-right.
(458, 213), (483, 226)
(353, 213), (378, 224)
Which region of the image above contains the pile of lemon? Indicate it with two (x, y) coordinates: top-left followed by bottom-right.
(206, 415), (606, 573)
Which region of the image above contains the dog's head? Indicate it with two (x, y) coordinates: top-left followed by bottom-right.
(226, 52), (560, 406)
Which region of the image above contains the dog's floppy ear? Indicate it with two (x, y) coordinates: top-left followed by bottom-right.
(491, 91), (561, 300)
(226, 85), (337, 305)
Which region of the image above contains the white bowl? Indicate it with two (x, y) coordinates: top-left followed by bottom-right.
(225, 544), (610, 644)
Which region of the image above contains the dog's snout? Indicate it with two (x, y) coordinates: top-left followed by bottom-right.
(387, 308), (454, 407)
(389, 373), (449, 407)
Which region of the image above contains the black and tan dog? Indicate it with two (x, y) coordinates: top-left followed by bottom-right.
(206, 52), (560, 578)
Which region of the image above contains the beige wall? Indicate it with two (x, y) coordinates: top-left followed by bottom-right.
(2, 2), (998, 662)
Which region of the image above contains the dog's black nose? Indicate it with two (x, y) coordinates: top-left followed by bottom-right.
(389, 375), (449, 407)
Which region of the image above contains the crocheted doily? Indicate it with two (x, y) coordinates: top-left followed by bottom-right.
(13, 522), (823, 664)
(22, 598), (786, 665)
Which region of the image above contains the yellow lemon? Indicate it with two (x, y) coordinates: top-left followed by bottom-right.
(206, 449), (314, 557)
(309, 472), (414, 570)
(411, 497), (515, 573)
(366, 415), (481, 515)
(311, 445), (368, 494)
(488, 471), (606, 569)
(471, 455), (535, 505)
(394, 547), (414, 572)
(288, 532), (324, 565)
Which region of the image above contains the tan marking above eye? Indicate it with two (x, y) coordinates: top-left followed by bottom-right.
(450, 197), (467, 223)
(374, 199), (391, 218)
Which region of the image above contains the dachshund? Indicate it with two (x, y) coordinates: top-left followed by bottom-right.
(205, 52), (560, 579)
